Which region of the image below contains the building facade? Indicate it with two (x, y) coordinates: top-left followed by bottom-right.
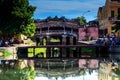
(78, 26), (98, 41)
(98, 0), (120, 36)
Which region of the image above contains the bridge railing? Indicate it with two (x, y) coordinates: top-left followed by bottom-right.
(17, 45), (110, 59)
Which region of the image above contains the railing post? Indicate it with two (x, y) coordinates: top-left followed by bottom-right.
(70, 36), (73, 45)
(96, 47), (99, 58)
(33, 48), (35, 58)
(79, 47), (81, 58)
(46, 48), (51, 58)
(62, 35), (67, 57)
(46, 35), (50, 45)
(62, 35), (67, 45)
(39, 37), (43, 45)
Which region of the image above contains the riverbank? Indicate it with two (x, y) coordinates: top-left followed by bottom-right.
(0, 43), (35, 60)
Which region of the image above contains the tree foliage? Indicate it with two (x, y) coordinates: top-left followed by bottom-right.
(73, 16), (87, 25)
(113, 21), (120, 32)
(20, 19), (36, 37)
(113, 14), (120, 32)
(0, 0), (36, 37)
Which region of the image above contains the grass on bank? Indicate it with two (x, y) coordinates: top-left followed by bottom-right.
(50, 38), (60, 42)
(0, 49), (13, 59)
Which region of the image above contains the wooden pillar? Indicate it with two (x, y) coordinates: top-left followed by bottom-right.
(33, 48), (35, 58)
(36, 37), (40, 46)
(62, 35), (67, 57)
(76, 47), (81, 58)
(70, 36), (74, 57)
(70, 48), (73, 58)
(78, 47), (81, 58)
(73, 37), (77, 45)
(46, 36), (50, 45)
(63, 60), (66, 71)
(40, 63), (42, 68)
(60, 37), (62, 45)
(47, 60), (50, 70)
(46, 48), (51, 58)
(96, 47), (100, 58)
(70, 36), (73, 45)
(71, 61), (74, 69)
(39, 37), (43, 45)
(51, 48), (54, 58)
(59, 48), (62, 58)
(62, 35), (67, 45)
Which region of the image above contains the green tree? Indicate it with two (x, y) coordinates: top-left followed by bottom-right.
(113, 14), (120, 32)
(20, 19), (36, 37)
(73, 16), (87, 25)
(0, 0), (36, 37)
(113, 21), (120, 32)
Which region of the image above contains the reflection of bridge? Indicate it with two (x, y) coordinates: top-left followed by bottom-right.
(35, 59), (98, 78)
(17, 45), (109, 59)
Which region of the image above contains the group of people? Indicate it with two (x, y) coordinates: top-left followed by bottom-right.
(0, 38), (14, 47)
(96, 34), (120, 46)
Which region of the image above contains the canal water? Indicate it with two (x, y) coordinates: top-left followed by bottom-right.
(0, 55), (120, 80)
(34, 58), (120, 80)
(35, 70), (98, 80)
(35, 68), (98, 80)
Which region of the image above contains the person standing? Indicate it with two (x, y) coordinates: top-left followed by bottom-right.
(0, 39), (3, 47)
(111, 35), (116, 46)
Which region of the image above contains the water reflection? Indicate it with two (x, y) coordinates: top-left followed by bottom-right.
(0, 58), (120, 80)
(35, 58), (120, 80)
(35, 59), (98, 80)
(98, 58), (120, 80)
(78, 59), (98, 69)
(36, 70), (98, 80)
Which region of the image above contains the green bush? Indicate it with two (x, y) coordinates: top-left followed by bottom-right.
(81, 47), (96, 53)
(0, 67), (36, 80)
